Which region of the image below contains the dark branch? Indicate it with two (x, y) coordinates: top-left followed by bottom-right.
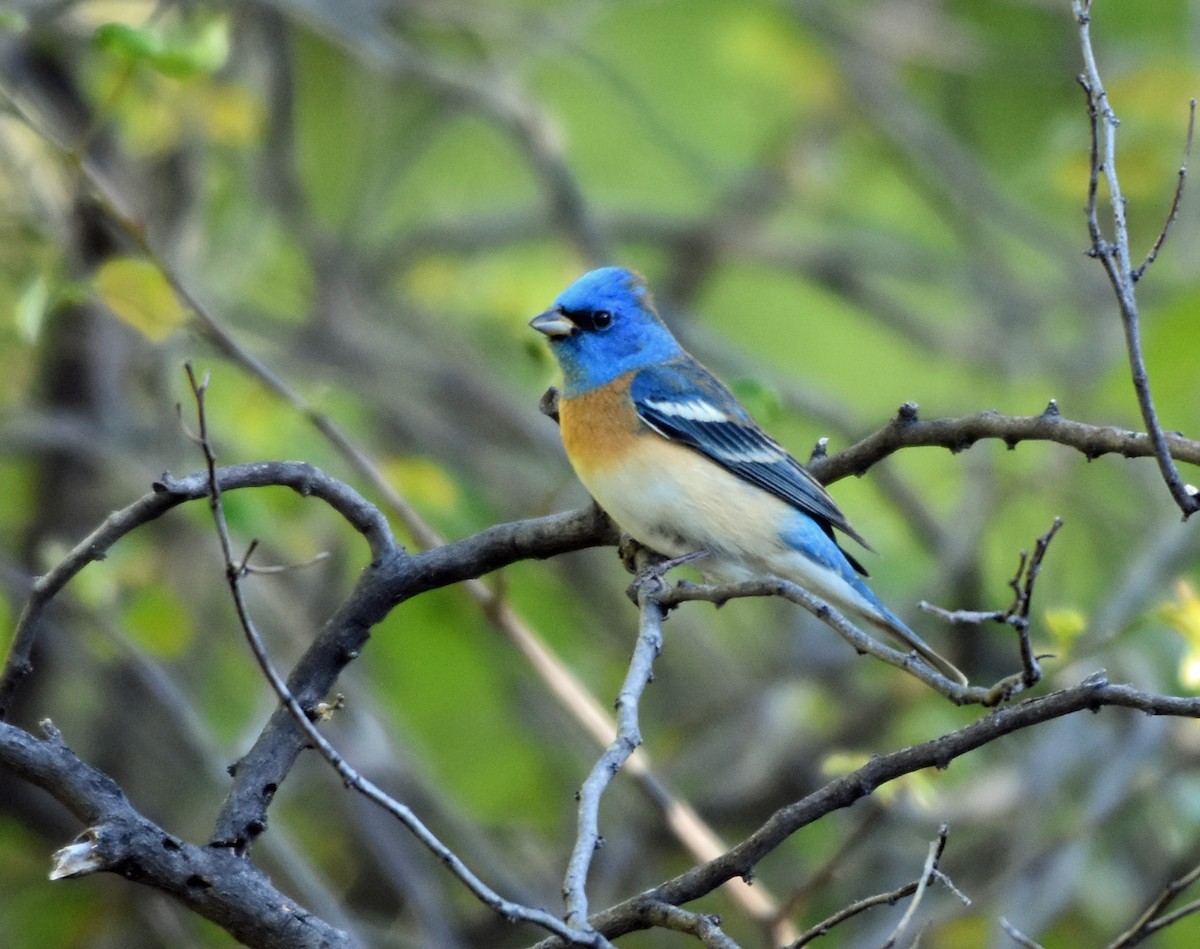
(807, 401), (1200, 486)
(0, 719), (350, 949)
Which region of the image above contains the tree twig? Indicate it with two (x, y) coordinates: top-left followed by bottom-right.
(1000, 916), (1047, 948)
(563, 568), (668, 931)
(661, 576), (1033, 706)
(880, 824), (959, 948)
(1107, 861), (1200, 948)
(921, 518), (1064, 691)
(1131, 98), (1196, 282)
(1072, 0), (1200, 518)
(632, 901), (742, 949)
(806, 400), (1200, 487)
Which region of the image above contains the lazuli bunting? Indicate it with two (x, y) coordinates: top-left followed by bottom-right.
(531, 266), (966, 685)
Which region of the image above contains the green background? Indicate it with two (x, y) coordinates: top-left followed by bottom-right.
(1, 0), (1199, 946)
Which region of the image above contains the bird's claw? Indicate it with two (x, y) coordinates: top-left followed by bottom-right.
(625, 549), (709, 604)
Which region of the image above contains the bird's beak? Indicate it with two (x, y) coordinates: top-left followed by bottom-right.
(529, 307), (577, 339)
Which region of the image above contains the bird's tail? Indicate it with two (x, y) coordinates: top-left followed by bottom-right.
(869, 610), (967, 686)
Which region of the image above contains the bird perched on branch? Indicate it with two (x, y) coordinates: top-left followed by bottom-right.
(531, 266), (966, 685)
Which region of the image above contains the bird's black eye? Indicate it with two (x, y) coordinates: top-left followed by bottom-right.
(592, 310), (613, 330)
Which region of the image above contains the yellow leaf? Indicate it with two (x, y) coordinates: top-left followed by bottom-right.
(1161, 580), (1200, 688)
(197, 82), (264, 146)
(1044, 608), (1087, 646)
(381, 456), (460, 512)
(94, 257), (188, 340)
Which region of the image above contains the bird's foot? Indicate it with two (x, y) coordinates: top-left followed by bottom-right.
(626, 549), (709, 603)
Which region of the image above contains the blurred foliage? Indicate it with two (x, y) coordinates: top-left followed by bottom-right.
(1, 0), (1199, 946)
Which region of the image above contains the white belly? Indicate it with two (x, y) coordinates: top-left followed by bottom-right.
(579, 436), (793, 567)
(576, 435), (886, 624)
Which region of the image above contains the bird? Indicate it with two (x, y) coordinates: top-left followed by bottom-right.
(530, 266), (967, 686)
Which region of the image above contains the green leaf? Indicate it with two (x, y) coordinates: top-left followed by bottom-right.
(150, 20), (230, 79)
(124, 587), (193, 657)
(94, 18), (229, 79)
(93, 257), (189, 341)
(93, 22), (162, 62)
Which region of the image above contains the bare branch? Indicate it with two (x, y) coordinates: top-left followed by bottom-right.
(1132, 98), (1196, 282)
(1000, 916), (1047, 948)
(1072, 1), (1200, 518)
(880, 825), (957, 948)
(1108, 861), (1200, 948)
(921, 518), (1064, 692)
(563, 568), (667, 930)
(0, 459), (396, 720)
(788, 825), (961, 949)
(632, 902), (742, 949)
(808, 401), (1200, 486)
(661, 577), (1030, 707)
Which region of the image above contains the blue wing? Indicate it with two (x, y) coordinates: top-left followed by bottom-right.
(630, 358), (872, 573)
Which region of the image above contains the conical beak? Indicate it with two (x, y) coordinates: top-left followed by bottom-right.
(529, 308), (577, 339)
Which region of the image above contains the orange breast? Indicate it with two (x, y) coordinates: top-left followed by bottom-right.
(558, 372), (644, 473)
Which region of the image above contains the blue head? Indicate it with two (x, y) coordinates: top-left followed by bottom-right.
(530, 267), (684, 396)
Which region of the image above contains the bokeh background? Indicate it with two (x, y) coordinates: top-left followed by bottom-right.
(2, 0), (1200, 946)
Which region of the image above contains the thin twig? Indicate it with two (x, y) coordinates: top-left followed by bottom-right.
(1073, 1), (1200, 518)
(789, 825), (961, 948)
(662, 578), (1030, 707)
(1107, 861), (1200, 948)
(1000, 916), (1047, 948)
(563, 567), (667, 931)
(921, 518), (1063, 693)
(880, 824), (953, 949)
(1132, 98), (1196, 281)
